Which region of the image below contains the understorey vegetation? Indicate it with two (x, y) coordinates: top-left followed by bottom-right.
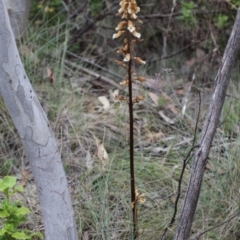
(1, 0), (240, 239)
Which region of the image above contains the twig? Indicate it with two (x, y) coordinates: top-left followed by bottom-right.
(190, 212), (240, 240)
(160, 89), (201, 239)
(148, 39), (205, 63)
(68, 10), (112, 44)
(66, 51), (122, 80)
(142, 10), (236, 20)
(64, 58), (122, 90)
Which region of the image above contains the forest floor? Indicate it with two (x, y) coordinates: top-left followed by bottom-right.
(2, 49), (239, 239)
(1, 4), (240, 239)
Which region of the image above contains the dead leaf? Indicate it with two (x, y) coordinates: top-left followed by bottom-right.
(87, 100), (94, 112)
(149, 92), (159, 106)
(175, 137), (192, 147)
(196, 48), (205, 60)
(83, 231), (89, 240)
(218, 168), (225, 174)
(205, 162), (211, 170)
(167, 104), (179, 115)
(159, 111), (174, 124)
(170, 195), (176, 203)
(85, 150), (93, 171)
(161, 91), (172, 102)
(20, 170), (29, 186)
(46, 66), (55, 83)
(96, 139), (109, 167)
(146, 131), (164, 142)
(152, 146), (172, 153)
(98, 96), (110, 110)
(111, 89), (119, 100)
(185, 58), (196, 67)
(175, 88), (184, 95)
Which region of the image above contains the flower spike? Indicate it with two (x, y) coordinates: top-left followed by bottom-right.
(113, 1), (146, 238)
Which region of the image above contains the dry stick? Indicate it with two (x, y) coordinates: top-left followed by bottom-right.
(160, 0), (176, 69)
(66, 51), (122, 80)
(174, 6), (240, 240)
(126, 17), (137, 240)
(160, 89), (201, 240)
(63, 58), (122, 90)
(143, 10), (236, 20)
(190, 211), (240, 240)
(68, 10), (111, 44)
(148, 39), (205, 64)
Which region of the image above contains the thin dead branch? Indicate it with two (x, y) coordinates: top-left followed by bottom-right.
(189, 212), (240, 240)
(64, 58), (122, 90)
(160, 89), (201, 240)
(174, 6), (240, 240)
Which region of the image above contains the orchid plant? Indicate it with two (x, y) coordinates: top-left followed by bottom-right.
(113, 0), (146, 238)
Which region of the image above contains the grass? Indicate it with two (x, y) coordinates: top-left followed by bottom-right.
(1, 1), (240, 239)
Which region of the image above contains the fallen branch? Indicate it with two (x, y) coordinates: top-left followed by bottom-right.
(64, 58), (122, 90)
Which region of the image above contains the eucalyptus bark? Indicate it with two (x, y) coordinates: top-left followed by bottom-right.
(174, 6), (240, 240)
(5, 0), (30, 39)
(0, 1), (77, 239)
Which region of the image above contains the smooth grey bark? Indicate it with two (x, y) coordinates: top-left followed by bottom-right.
(174, 6), (240, 240)
(5, 0), (30, 39)
(0, 1), (78, 239)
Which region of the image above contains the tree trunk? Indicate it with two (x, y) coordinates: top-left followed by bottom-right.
(0, 1), (78, 239)
(5, 0), (30, 39)
(174, 6), (240, 240)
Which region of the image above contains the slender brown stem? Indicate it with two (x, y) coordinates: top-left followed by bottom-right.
(127, 15), (137, 239)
